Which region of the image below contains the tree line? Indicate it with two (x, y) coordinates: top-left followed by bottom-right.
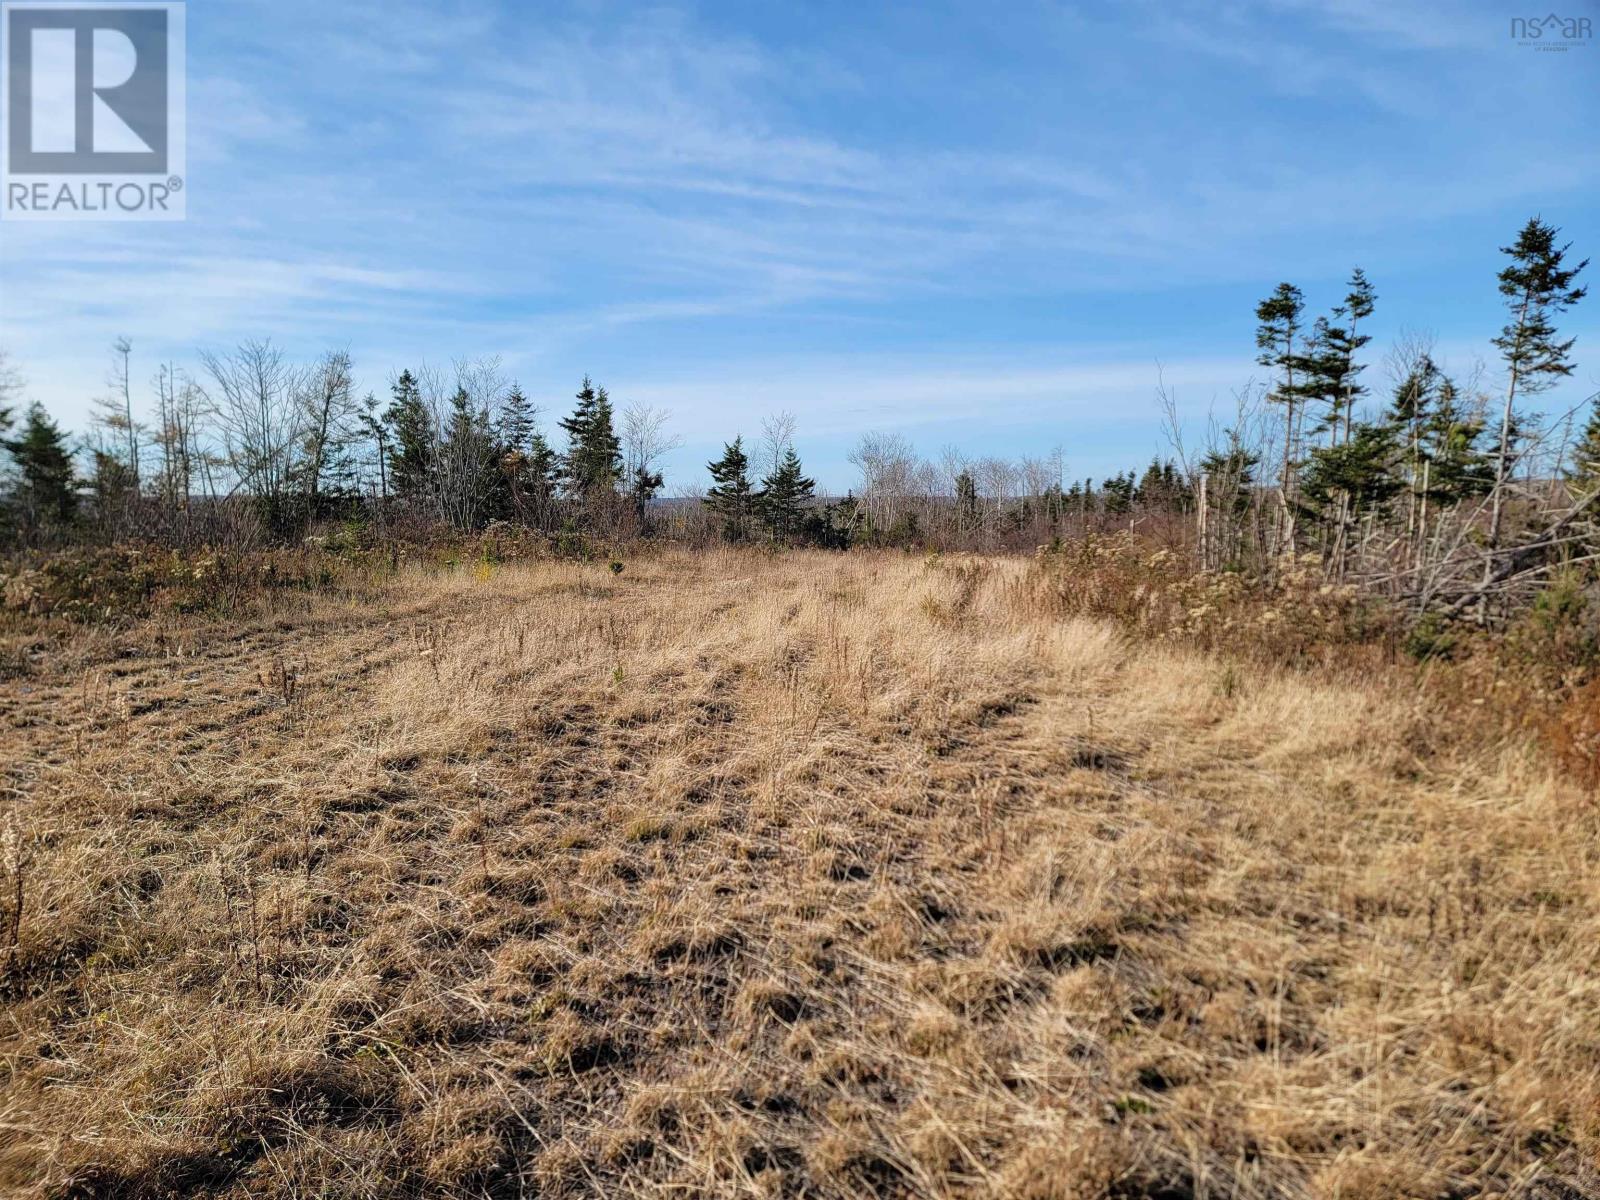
(1, 215), (1595, 620)
(0, 340), (1189, 553)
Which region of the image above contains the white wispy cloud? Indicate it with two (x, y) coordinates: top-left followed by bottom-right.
(0, 0), (1593, 451)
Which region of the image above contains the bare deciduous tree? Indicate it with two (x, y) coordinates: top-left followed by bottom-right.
(92, 337), (142, 483)
(849, 431), (918, 530)
(759, 411), (798, 481)
(622, 403), (679, 485)
(200, 340), (307, 509)
(297, 350), (358, 511)
(621, 402), (680, 528)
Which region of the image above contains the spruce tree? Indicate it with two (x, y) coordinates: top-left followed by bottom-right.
(437, 386), (504, 528)
(88, 449), (138, 524)
(629, 464), (665, 525)
(1302, 422), (1400, 518)
(1388, 356), (1441, 460)
(493, 385), (559, 527)
(1386, 355), (1441, 536)
(1326, 268), (1376, 444)
(358, 393), (388, 499)
(704, 437), (758, 542)
(1487, 218), (1588, 553)
(384, 369), (433, 502)
(518, 430), (560, 529)
(6, 403), (77, 528)
(1100, 472), (1135, 515)
(0, 348), (22, 442)
(558, 377), (622, 502)
(526, 431), (558, 494)
(1294, 271), (1377, 552)
(758, 446), (815, 542)
(1199, 444), (1258, 514)
(1256, 282), (1306, 537)
(955, 469), (979, 530)
(1423, 379), (1495, 507)
(1041, 481), (1067, 524)
(1198, 439), (1260, 569)
(1566, 398), (1600, 498)
(500, 384), (537, 454)
(1136, 458), (1187, 512)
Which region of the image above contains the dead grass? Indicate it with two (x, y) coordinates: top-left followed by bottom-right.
(1, 548), (1596, 1198)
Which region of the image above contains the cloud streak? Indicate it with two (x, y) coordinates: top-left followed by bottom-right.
(1, 0), (1594, 474)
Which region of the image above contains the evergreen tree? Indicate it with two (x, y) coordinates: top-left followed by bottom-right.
(436, 386), (504, 528)
(87, 449), (138, 527)
(704, 436), (758, 541)
(1388, 355), (1441, 457)
(804, 492), (858, 549)
(1323, 268), (1376, 443)
(1100, 472), (1135, 515)
(1569, 398), (1600, 498)
(494, 385), (559, 527)
(629, 464), (665, 525)
(384, 369), (432, 502)
(1423, 386), (1495, 506)
(500, 384), (537, 454)
(358, 393), (389, 499)
(1256, 281), (1307, 525)
(1041, 482), (1068, 524)
(1199, 444), (1258, 515)
(758, 446), (815, 541)
(5, 403), (77, 529)
(954, 469), (979, 530)
(558, 377), (622, 503)
(1136, 458), (1187, 512)
(1294, 275), (1377, 453)
(296, 354), (360, 516)
(1291, 272), (1378, 551)
(1386, 355), (1440, 533)
(1301, 421), (1401, 518)
(1487, 218), (1588, 552)
(513, 430), (560, 529)
(1197, 439), (1260, 569)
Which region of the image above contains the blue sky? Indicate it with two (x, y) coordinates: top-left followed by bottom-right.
(1, 0), (1597, 489)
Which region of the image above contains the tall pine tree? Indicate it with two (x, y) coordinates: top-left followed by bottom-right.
(558, 377), (622, 505)
(955, 469), (979, 531)
(704, 437), (758, 542)
(1487, 218), (1588, 554)
(500, 384), (537, 454)
(1423, 380), (1495, 507)
(5, 403), (77, 531)
(1325, 268), (1376, 444)
(1256, 282), (1306, 540)
(758, 447), (815, 542)
(1297, 268), (1377, 448)
(436, 386), (504, 529)
(384, 370), (433, 503)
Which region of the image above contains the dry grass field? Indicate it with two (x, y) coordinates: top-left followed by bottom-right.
(1, 550), (1597, 1198)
